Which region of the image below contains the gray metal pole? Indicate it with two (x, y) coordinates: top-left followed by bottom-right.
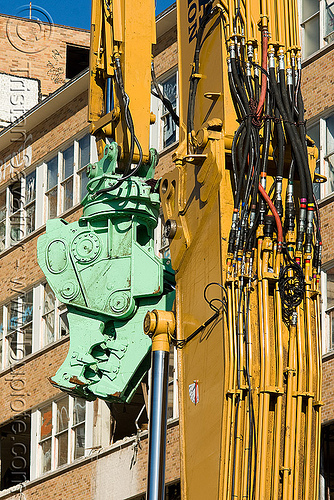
(147, 349), (170, 500)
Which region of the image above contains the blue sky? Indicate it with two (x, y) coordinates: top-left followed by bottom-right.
(0, 0), (174, 29)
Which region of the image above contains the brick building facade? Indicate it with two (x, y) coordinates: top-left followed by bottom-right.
(0, 7), (180, 500)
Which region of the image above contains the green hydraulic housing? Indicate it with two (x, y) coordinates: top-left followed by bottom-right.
(37, 142), (174, 403)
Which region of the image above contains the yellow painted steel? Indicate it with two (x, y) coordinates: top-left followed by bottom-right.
(160, 1), (322, 499)
(89, 0), (155, 162)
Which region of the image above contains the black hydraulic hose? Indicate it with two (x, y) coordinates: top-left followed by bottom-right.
(274, 106), (285, 179)
(231, 56), (251, 116)
(269, 67), (307, 202)
(231, 122), (245, 198)
(94, 133), (143, 195)
(261, 90), (272, 175)
(278, 67), (313, 202)
(228, 67), (247, 120)
(187, 0), (214, 136)
(235, 117), (251, 209)
(114, 58), (135, 177)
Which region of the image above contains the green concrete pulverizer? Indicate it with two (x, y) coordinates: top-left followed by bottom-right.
(37, 142), (174, 403)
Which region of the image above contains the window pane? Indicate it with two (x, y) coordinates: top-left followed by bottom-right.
(57, 431), (68, 467)
(44, 285), (56, 345)
(47, 157), (58, 190)
(73, 398), (85, 425)
(79, 135), (90, 168)
(80, 170), (89, 201)
(331, 311), (334, 349)
(19, 323), (32, 356)
(0, 191), (6, 221)
(325, 1), (334, 37)
(22, 290), (33, 325)
(8, 331), (18, 363)
(0, 221), (6, 252)
(63, 177), (73, 212)
(63, 146), (74, 180)
(10, 213), (23, 245)
(162, 74), (177, 109)
(59, 310), (69, 337)
(313, 160), (321, 200)
(303, 0), (320, 20)
(47, 188), (57, 219)
(327, 153), (334, 194)
(8, 299), (19, 333)
(74, 423), (85, 459)
(56, 397), (69, 433)
(9, 181), (22, 214)
(162, 74), (177, 149)
(44, 312), (55, 345)
(26, 203), (35, 235)
(327, 269), (334, 310)
(22, 324), (32, 357)
(40, 404), (52, 440)
(44, 284), (55, 313)
(304, 15), (320, 58)
(41, 439), (52, 473)
(25, 171), (36, 205)
(308, 122), (320, 149)
(327, 115), (334, 154)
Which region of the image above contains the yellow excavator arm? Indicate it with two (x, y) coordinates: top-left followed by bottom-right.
(160, 1), (321, 499)
(86, 1), (322, 498)
(89, 0), (155, 163)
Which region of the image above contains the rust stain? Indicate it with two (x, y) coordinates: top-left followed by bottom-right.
(153, 286), (161, 294)
(69, 376), (86, 386)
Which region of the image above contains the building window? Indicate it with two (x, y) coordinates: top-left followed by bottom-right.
(0, 291), (34, 369)
(24, 170), (36, 235)
(65, 45), (89, 80)
(301, 0), (334, 58)
(46, 155), (58, 219)
(6, 290), (33, 365)
(42, 283), (69, 347)
(78, 135), (90, 201)
(0, 413), (31, 491)
(308, 114), (334, 199)
(320, 265), (334, 353)
(0, 133), (94, 254)
(0, 283), (69, 370)
(61, 145), (74, 212)
(38, 396), (92, 474)
(0, 170), (37, 252)
(150, 70), (178, 152)
(44, 133), (93, 220)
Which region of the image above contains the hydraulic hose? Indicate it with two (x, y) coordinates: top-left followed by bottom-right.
(258, 183), (283, 252)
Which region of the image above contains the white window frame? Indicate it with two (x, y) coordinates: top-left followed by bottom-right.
(34, 283), (69, 351)
(0, 289), (33, 368)
(299, 0), (334, 58)
(31, 396), (93, 480)
(0, 168), (38, 252)
(320, 261), (334, 354)
(43, 132), (96, 222)
(0, 282), (69, 370)
(308, 112), (334, 200)
(150, 68), (179, 153)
